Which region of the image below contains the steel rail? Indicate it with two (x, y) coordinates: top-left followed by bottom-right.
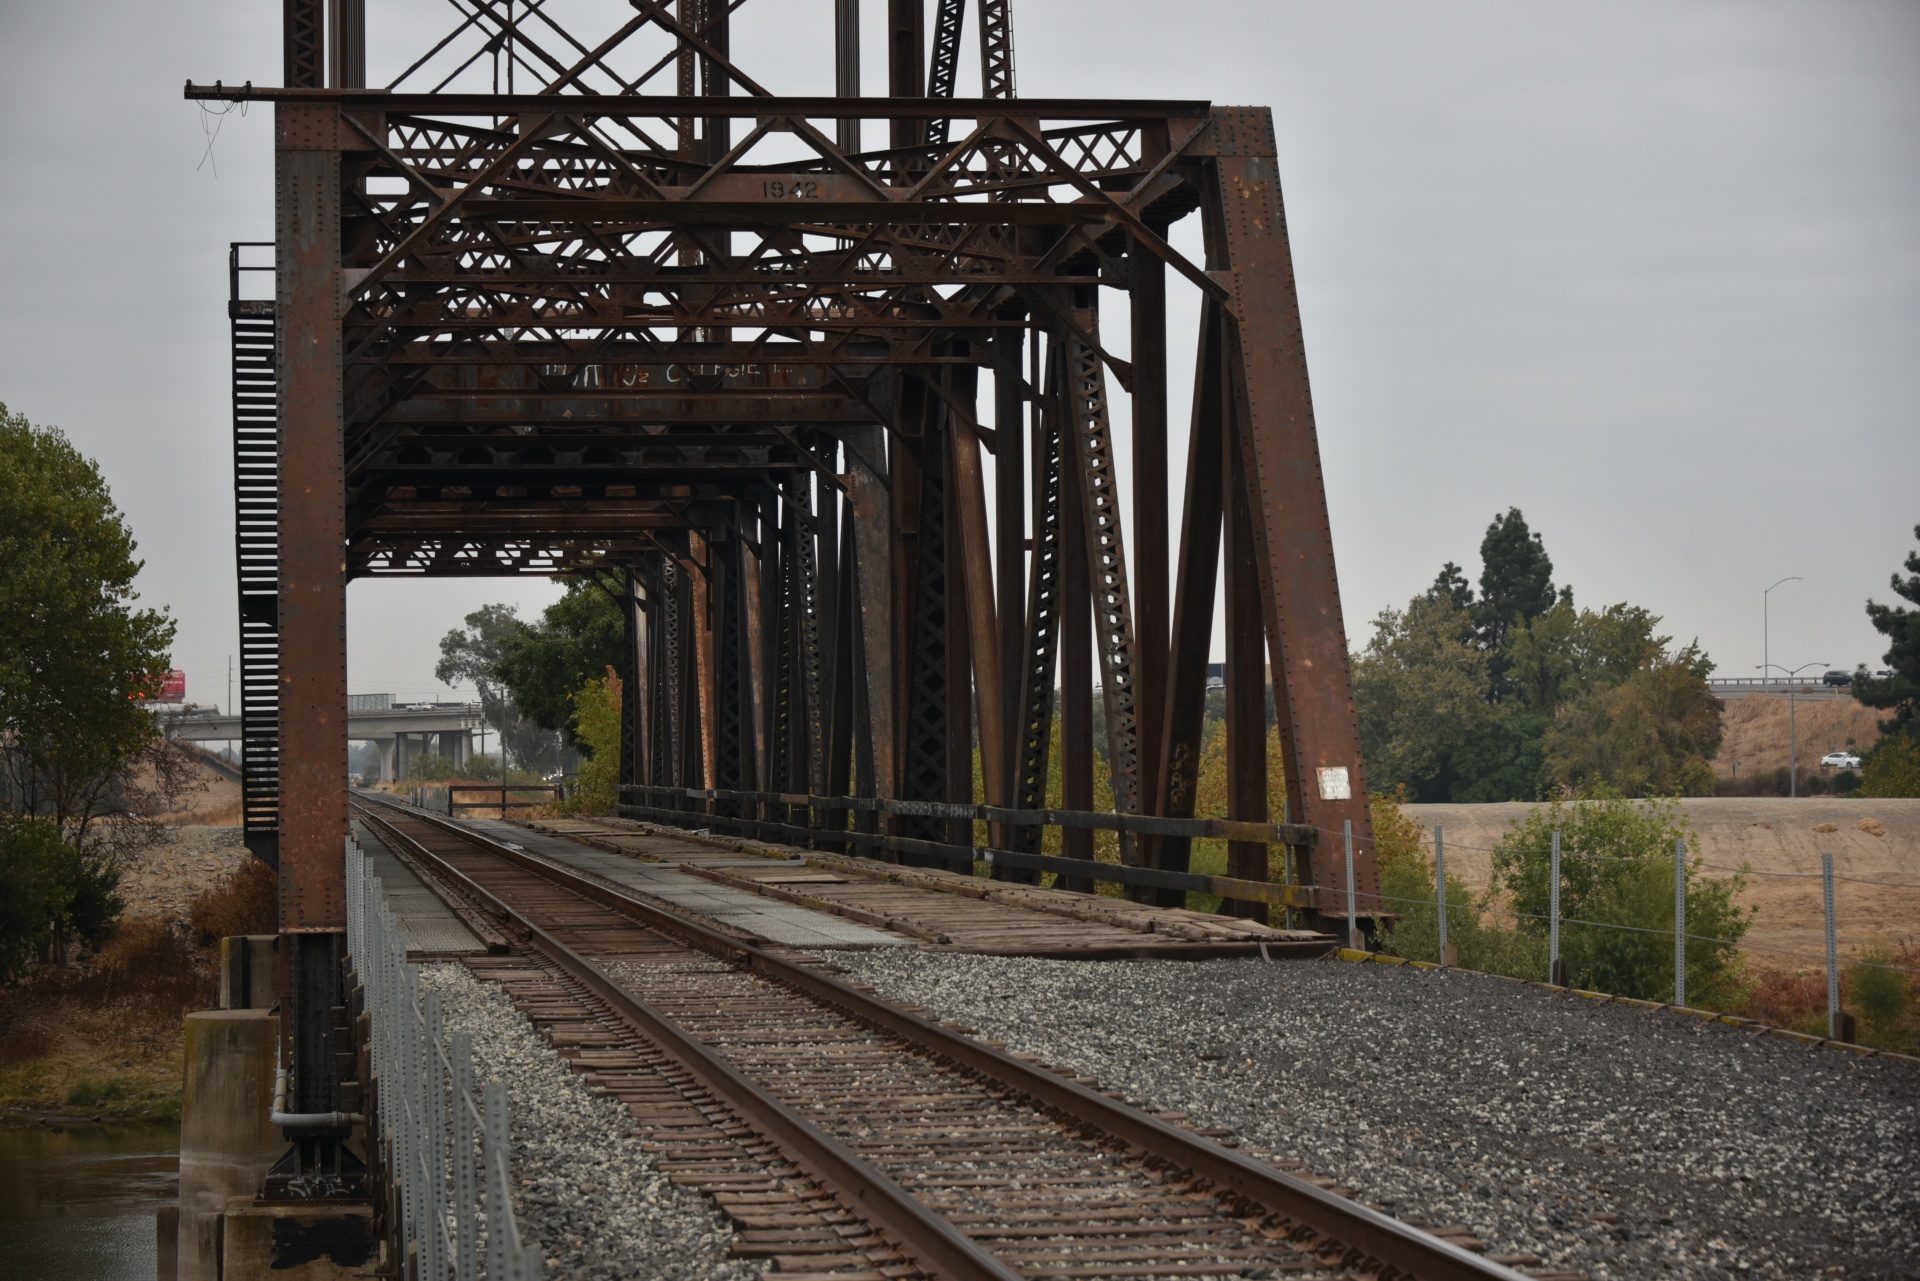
(355, 795), (1532, 1281)
(354, 798), (1023, 1281)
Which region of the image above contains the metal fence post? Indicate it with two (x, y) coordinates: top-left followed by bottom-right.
(424, 992), (446, 1281)
(1343, 820), (1359, 950)
(1824, 852), (1840, 1040)
(1434, 824), (1451, 966)
(453, 1033), (477, 1281)
(1549, 829), (1561, 985)
(484, 1080), (510, 1279)
(1673, 837), (1687, 1008)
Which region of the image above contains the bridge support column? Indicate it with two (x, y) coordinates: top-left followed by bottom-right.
(268, 92), (361, 1200)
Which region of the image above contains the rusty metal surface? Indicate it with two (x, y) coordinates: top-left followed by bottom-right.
(1201, 108), (1380, 922)
(274, 113), (346, 932)
(216, 1), (1384, 996)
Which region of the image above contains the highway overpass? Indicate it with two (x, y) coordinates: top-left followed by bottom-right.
(165, 701), (488, 782)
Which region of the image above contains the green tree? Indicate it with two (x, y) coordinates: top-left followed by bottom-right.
(1859, 733), (1920, 798)
(1357, 505), (1704, 803)
(1491, 795), (1748, 1006)
(1472, 507), (1566, 683)
(0, 814), (123, 979)
(560, 668), (623, 817)
(0, 404), (178, 856)
(1352, 594), (1499, 800)
(436, 604), (562, 774)
(1853, 522), (1920, 742)
(1503, 600), (1663, 711)
(1427, 561), (1474, 612)
(1444, 706), (1550, 802)
(0, 816), (64, 982)
(1543, 646), (1721, 797)
(493, 579), (627, 744)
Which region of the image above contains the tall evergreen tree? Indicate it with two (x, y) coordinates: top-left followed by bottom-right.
(1427, 561), (1474, 612)
(1854, 523), (1920, 740)
(1473, 507), (1562, 651)
(1473, 507), (1567, 701)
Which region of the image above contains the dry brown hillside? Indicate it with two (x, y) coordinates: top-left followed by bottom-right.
(1714, 694), (1883, 778)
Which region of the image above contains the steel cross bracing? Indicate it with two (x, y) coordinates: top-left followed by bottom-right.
(198, 2), (1383, 973)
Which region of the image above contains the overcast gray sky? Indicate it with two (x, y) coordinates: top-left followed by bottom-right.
(2, 1), (1915, 711)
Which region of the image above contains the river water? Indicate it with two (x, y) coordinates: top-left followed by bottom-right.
(0, 1124), (178, 1281)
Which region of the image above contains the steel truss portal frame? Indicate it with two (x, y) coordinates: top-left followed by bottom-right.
(195, 2), (1382, 1063)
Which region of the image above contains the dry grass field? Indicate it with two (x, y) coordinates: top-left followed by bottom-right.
(1402, 798), (1920, 968)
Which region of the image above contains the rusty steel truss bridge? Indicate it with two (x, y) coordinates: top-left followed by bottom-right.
(190, 0), (1382, 1174)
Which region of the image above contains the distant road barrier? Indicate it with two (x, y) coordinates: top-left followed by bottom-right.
(1708, 678), (1850, 700)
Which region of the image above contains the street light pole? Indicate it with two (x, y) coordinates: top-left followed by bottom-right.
(1763, 576), (1800, 691)
(1759, 661), (1826, 796)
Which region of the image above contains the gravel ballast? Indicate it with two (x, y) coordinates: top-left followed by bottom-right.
(418, 963), (761, 1281)
(833, 951), (1920, 1280)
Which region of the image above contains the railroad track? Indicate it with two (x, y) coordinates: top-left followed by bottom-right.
(353, 797), (1554, 1281)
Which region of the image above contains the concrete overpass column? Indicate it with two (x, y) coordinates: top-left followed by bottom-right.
(375, 738), (396, 784)
(395, 733), (410, 783)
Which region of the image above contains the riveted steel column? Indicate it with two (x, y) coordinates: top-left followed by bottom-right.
(272, 95), (352, 1188)
(275, 102), (346, 937)
(1200, 107), (1378, 928)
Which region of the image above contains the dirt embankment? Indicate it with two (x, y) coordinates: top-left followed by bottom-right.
(1715, 695), (1884, 778)
(1402, 798), (1920, 965)
(153, 744), (245, 826)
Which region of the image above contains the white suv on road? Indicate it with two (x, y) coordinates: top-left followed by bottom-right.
(1820, 751), (1862, 769)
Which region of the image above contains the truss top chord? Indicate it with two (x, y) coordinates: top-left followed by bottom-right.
(182, 84), (1213, 121)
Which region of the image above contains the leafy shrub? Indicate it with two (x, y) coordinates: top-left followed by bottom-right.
(0, 817), (66, 983)
(1848, 943), (1915, 1050)
(84, 918), (209, 1010)
(1491, 794), (1749, 1006)
(407, 752), (457, 782)
(0, 815), (124, 980)
(457, 753), (502, 781)
(1739, 965), (1828, 1035)
(188, 857), (277, 945)
(1860, 733), (1920, 798)
(1713, 766), (1831, 797)
(66, 1077), (129, 1107)
(1372, 794), (1546, 976)
(560, 667), (621, 817)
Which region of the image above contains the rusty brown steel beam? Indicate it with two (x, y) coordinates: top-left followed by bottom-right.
(186, 86), (1213, 118)
(1154, 302), (1226, 882)
(276, 106), (347, 929)
(1222, 432), (1270, 918)
(234, 0), (1384, 1074)
(1129, 228), (1170, 828)
(1199, 109), (1379, 928)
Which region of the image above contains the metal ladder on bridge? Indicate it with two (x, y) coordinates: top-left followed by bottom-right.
(230, 242), (280, 862)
